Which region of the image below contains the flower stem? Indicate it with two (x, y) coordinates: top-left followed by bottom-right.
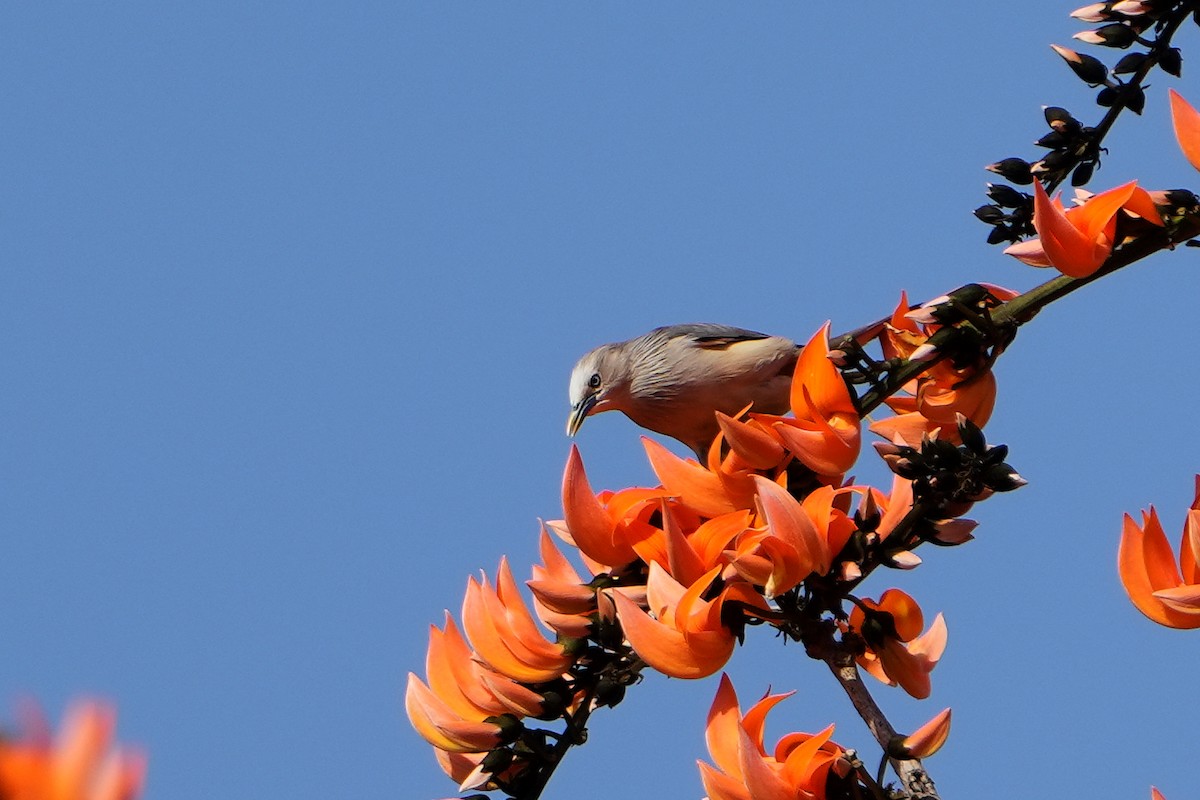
(823, 649), (940, 799)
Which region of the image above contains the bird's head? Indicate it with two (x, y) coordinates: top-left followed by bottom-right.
(566, 343), (631, 437)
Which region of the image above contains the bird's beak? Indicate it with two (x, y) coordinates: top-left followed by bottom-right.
(566, 393), (599, 437)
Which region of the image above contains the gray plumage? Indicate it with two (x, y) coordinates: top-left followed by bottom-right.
(567, 323), (799, 459)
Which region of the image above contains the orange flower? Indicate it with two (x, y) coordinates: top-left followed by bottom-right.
(715, 411), (787, 471)
(611, 564), (759, 679)
(850, 588), (947, 699)
(1169, 89), (1200, 173)
(756, 324), (861, 478)
(727, 480), (856, 595)
(699, 674), (850, 800)
(1004, 180), (1162, 277)
(643, 437), (750, 518)
(898, 707), (952, 759)
(1118, 476), (1200, 628)
(527, 527), (601, 638)
(560, 445), (667, 568)
(404, 674), (506, 754)
(461, 558), (575, 683)
(0, 700), (146, 800)
(871, 292), (1001, 446)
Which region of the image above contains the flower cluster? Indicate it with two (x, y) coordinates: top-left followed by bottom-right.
(1119, 475), (1200, 628)
(411, 316), (1022, 796)
(699, 674), (854, 800)
(0, 700), (145, 800)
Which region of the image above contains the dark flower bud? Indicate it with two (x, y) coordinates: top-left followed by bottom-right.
(1160, 46), (1183, 76)
(1052, 44), (1110, 84)
(1096, 85), (1120, 107)
(986, 183), (1027, 207)
(974, 204), (1005, 223)
(1112, 51), (1148, 74)
(986, 224), (1017, 245)
(1035, 130), (1071, 149)
(594, 677), (627, 708)
(1121, 82), (1146, 114)
(1071, 160), (1095, 186)
(490, 714), (526, 742)
(1044, 106), (1081, 132)
(983, 442), (1009, 465)
(535, 689), (568, 719)
(956, 414), (987, 455)
(982, 463), (1027, 492)
(481, 746), (515, 772)
(986, 158), (1034, 184)
(1074, 23), (1138, 48)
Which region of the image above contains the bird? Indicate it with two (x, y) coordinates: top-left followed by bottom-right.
(566, 323), (800, 459)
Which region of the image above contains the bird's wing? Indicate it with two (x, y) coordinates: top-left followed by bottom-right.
(655, 323), (773, 350)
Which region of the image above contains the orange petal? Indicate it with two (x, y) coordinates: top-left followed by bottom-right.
(877, 588), (925, 642)
(1118, 510), (1200, 628)
(736, 723), (794, 800)
(691, 511), (752, 568)
(740, 690), (795, 755)
(462, 575), (571, 682)
(1151, 584), (1200, 615)
(561, 446), (637, 567)
(716, 412), (786, 470)
(1031, 180), (1109, 277)
(902, 708), (952, 758)
(612, 589), (734, 679)
(1170, 89), (1200, 173)
(704, 674), (745, 779)
(661, 502), (708, 586)
(698, 761), (753, 800)
(1003, 237), (1053, 268)
(1074, 181), (1138, 242)
(791, 323), (855, 418)
(643, 437), (739, 517)
(404, 674), (502, 752)
(753, 476), (829, 577)
(778, 725), (838, 788)
(1122, 185), (1165, 226)
(426, 618), (507, 718)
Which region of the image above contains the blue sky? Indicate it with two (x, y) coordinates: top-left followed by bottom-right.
(4, 4), (1199, 799)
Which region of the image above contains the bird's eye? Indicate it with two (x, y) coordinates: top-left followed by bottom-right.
(588, 373), (601, 389)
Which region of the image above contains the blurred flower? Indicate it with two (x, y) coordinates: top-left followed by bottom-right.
(1004, 180), (1162, 277)
(699, 674), (850, 800)
(1169, 89), (1200, 173)
(1118, 476), (1200, 628)
(0, 700), (146, 800)
(850, 588), (947, 699)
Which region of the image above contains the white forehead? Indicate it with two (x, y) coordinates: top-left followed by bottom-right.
(568, 349), (603, 403)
